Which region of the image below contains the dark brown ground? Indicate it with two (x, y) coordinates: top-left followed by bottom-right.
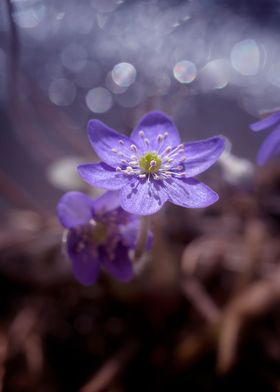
(0, 163), (279, 392)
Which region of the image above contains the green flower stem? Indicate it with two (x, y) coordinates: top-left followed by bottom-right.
(134, 216), (150, 263)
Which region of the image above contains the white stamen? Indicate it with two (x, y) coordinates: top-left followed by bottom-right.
(138, 174), (146, 179)
(162, 157), (173, 163)
(138, 130), (145, 138)
(161, 170), (174, 175)
(161, 173), (172, 178)
(162, 146), (172, 155)
(119, 140), (124, 145)
(164, 144), (186, 160)
(111, 148), (118, 153)
(175, 165), (184, 171)
(130, 144), (138, 152)
(157, 134), (163, 143)
(164, 132), (169, 138)
(144, 138), (150, 146)
(116, 167), (122, 172)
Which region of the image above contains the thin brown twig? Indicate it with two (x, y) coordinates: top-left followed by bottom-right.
(217, 276), (280, 374)
(234, 219), (266, 293)
(80, 342), (136, 392)
(181, 277), (222, 324)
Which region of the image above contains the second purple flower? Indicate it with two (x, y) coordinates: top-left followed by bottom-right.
(250, 110), (280, 165)
(57, 191), (152, 285)
(78, 111), (225, 215)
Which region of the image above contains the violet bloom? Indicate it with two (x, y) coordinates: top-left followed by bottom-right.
(78, 111), (225, 215)
(250, 111), (280, 165)
(57, 191), (149, 285)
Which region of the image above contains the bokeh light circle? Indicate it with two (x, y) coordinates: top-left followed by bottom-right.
(85, 87), (113, 113)
(230, 39), (260, 76)
(48, 78), (76, 106)
(112, 62), (136, 88)
(173, 60), (197, 84)
(61, 44), (88, 72)
(106, 72), (128, 94)
(200, 59), (230, 90)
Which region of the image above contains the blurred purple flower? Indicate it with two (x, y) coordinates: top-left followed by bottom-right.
(250, 111), (280, 165)
(78, 111), (225, 215)
(57, 191), (151, 286)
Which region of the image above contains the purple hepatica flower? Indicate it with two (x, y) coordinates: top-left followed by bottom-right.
(250, 111), (280, 165)
(57, 190), (150, 286)
(78, 111), (225, 216)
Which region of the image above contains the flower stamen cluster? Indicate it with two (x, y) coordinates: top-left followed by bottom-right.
(114, 130), (187, 181)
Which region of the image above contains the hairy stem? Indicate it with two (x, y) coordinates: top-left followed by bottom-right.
(134, 216), (150, 263)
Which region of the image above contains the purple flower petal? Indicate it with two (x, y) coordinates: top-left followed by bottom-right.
(92, 190), (121, 214)
(183, 136), (225, 177)
(130, 111), (181, 153)
(120, 177), (168, 215)
(250, 111), (280, 132)
(101, 243), (133, 282)
(87, 120), (136, 167)
(165, 177), (219, 208)
(257, 125), (280, 165)
(78, 162), (128, 190)
(57, 192), (94, 229)
(67, 228), (100, 286)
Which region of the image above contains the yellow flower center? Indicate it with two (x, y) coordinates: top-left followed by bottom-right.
(91, 222), (108, 244)
(139, 152), (162, 173)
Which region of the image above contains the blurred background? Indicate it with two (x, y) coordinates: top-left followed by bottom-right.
(0, 0), (280, 391)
